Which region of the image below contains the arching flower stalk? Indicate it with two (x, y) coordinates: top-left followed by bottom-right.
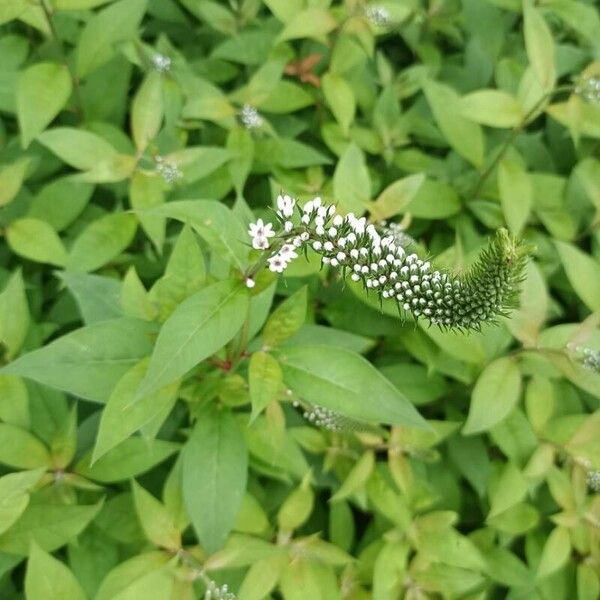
(247, 194), (529, 331)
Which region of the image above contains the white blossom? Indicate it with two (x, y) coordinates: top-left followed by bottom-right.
(248, 219), (275, 250)
(277, 194), (295, 218)
(151, 53), (172, 73)
(364, 4), (390, 26)
(240, 104), (263, 129)
(154, 156), (182, 183)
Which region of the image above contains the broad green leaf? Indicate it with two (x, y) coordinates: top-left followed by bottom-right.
(238, 555), (286, 600)
(370, 173), (425, 221)
(249, 351), (283, 420)
(121, 267), (157, 321)
(577, 564), (600, 600)
(331, 450), (375, 502)
(37, 127), (117, 170)
(555, 240), (600, 311)
(1, 318), (157, 402)
(276, 8), (337, 43)
(76, 0), (148, 76)
(17, 63), (72, 147)
(277, 479), (314, 531)
(264, 0), (302, 22)
(131, 481), (180, 551)
(423, 80), (484, 167)
(463, 357), (522, 434)
(0, 0), (28, 25)
(333, 143), (371, 214)
(0, 500), (102, 555)
(93, 359), (179, 462)
(25, 542), (86, 600)
(131, 71), (163, 151)
(279, 345), (427, 427)
(95, 552), (172, 600)
(6, 218), (67, 266)
(322, 72), (355, 136)
(129, 171), (165, 253)
(0, 157), (30, 206)
(523, 2), (555, 90)
(77, 438), (179, 483)
(0, 269), (30, 360)
(459, 90), (523, 128)
(0, 375), (29, 428)
(142, 200), (249, 269)
(537, 527), (571, 578)
(137, 280), (248, 397)
(0, 424), (51, 469)
(0, 469), (44, 535)
(498, 159), (532, 235)
(57, 271), (122, 324)
(182, 407), (248, 553)
(161, 146), (231, 183)
(489, 462), (528, 517)
(66, 213), (137, 273)
(263, 286), (307, 347)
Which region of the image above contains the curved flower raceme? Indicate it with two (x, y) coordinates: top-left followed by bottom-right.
(248, 194), (529, 331)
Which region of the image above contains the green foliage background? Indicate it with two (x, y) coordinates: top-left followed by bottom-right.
(0, 0), (599, 598)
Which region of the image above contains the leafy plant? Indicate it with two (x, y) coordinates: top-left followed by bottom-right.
(0, 1), (599, 599)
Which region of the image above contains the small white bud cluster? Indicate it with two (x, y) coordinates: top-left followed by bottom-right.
(240, 104), (263, 129)
(248, 193), (526, 330)
(575, 75), (600, 105)
(587, 469), (600, 493)
(205, 580), (236, 600)
(568, 345), (600, 374)
(380, 220), (414, 248)
(152, 53), (172, 73)
(155, 156), (182, 183)
(364, 5), (390, 26)
(303, 405), (343, 431)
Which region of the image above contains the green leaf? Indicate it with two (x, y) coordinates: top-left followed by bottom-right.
(76, 438), (179, 483)
(25, 542), (86, 600)
(276, 8), (337, 43)
(131, 71), (163, 152)
(279, 345), (427, 427)
(423, 80), (485, 167)
(249, 351), (283, 420)
(0, 157), (30, 206)
(0, 424), (50, 469)
(17, 63), (72, 147)
(131, 481), (180, 551)
(66, 212), (137, 273)
(0, 500), (102, 555)
(263, 286), (307, 347)
(370, 173), (425, 221)
(498, 159), (532, 236)
(95, 552), (173, 600)
(93, 359), (179, 462)
(1, 318), (157, 403)
(459, 90), (523, 128)
(0, 269), (30, 360)
(0, 375), (29, 428)
(489, 462), (528, 517)
(555, 240), (600, 312)
(37, 127), (117, 171)
(523, 2), (555, 90)
(58, 271), (122, 324)
(143, 200), (249, 269)
(137, 280), (248, 397)
(463, 357), (522, 434)
(76, 0), (148, 77)
(6, 218), (67, 266)
(331, 450), (375, 502)
(322, 72), (355, 136)
(0, 469), (45, 535)
(537, 527), (571, 578)
(333, 143), (371, 214)
(129, 171), (165, 253)
(182, 406), (248, 553)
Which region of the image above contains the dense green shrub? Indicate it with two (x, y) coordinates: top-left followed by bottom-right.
(0, 0), (599, 598)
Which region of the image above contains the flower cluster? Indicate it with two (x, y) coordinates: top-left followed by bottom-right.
(247, 194), (528, 331)
(569, 346), (600, 374)
(587, 469), (600, 493)
(240, 104), (263, 129)
(299, 403), (372, 433)
(204, 580), (236, 600)
(152, 53), (172, 73)
(364, 5), (391, 26)
(575, 75), (600, 105)
(154, 155), (182, 183)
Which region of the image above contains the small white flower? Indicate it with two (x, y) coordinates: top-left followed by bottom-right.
(240, 104), (263, 129)
(252, 235), (269, 250)
(152, 53), (172, 73)
(284, 220), (293, 233)
(245, 277), (256, 288)
(333, 215), (343, 227)
(364, 4), (390, 27)
(351, 273), (360, 282)
(312, 241), (322, 250)
(268, 255), (286, 273)
(280, 244), (298, 260)
(328, 227), (337, 237)
(303, 199), (314, 213)
(154, 156), (182, 183)
(300, 232), (309, 241)
(277, 194), (295, 218)
(301, 214), (310, 224)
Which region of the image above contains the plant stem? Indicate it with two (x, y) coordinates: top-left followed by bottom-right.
(470, 85), (574, 200)
(39, 0), (84, 116)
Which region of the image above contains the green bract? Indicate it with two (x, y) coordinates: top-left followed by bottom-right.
(0, 0), (599, 599)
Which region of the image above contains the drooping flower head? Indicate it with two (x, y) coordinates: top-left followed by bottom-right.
(247, 194), (529, 331)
